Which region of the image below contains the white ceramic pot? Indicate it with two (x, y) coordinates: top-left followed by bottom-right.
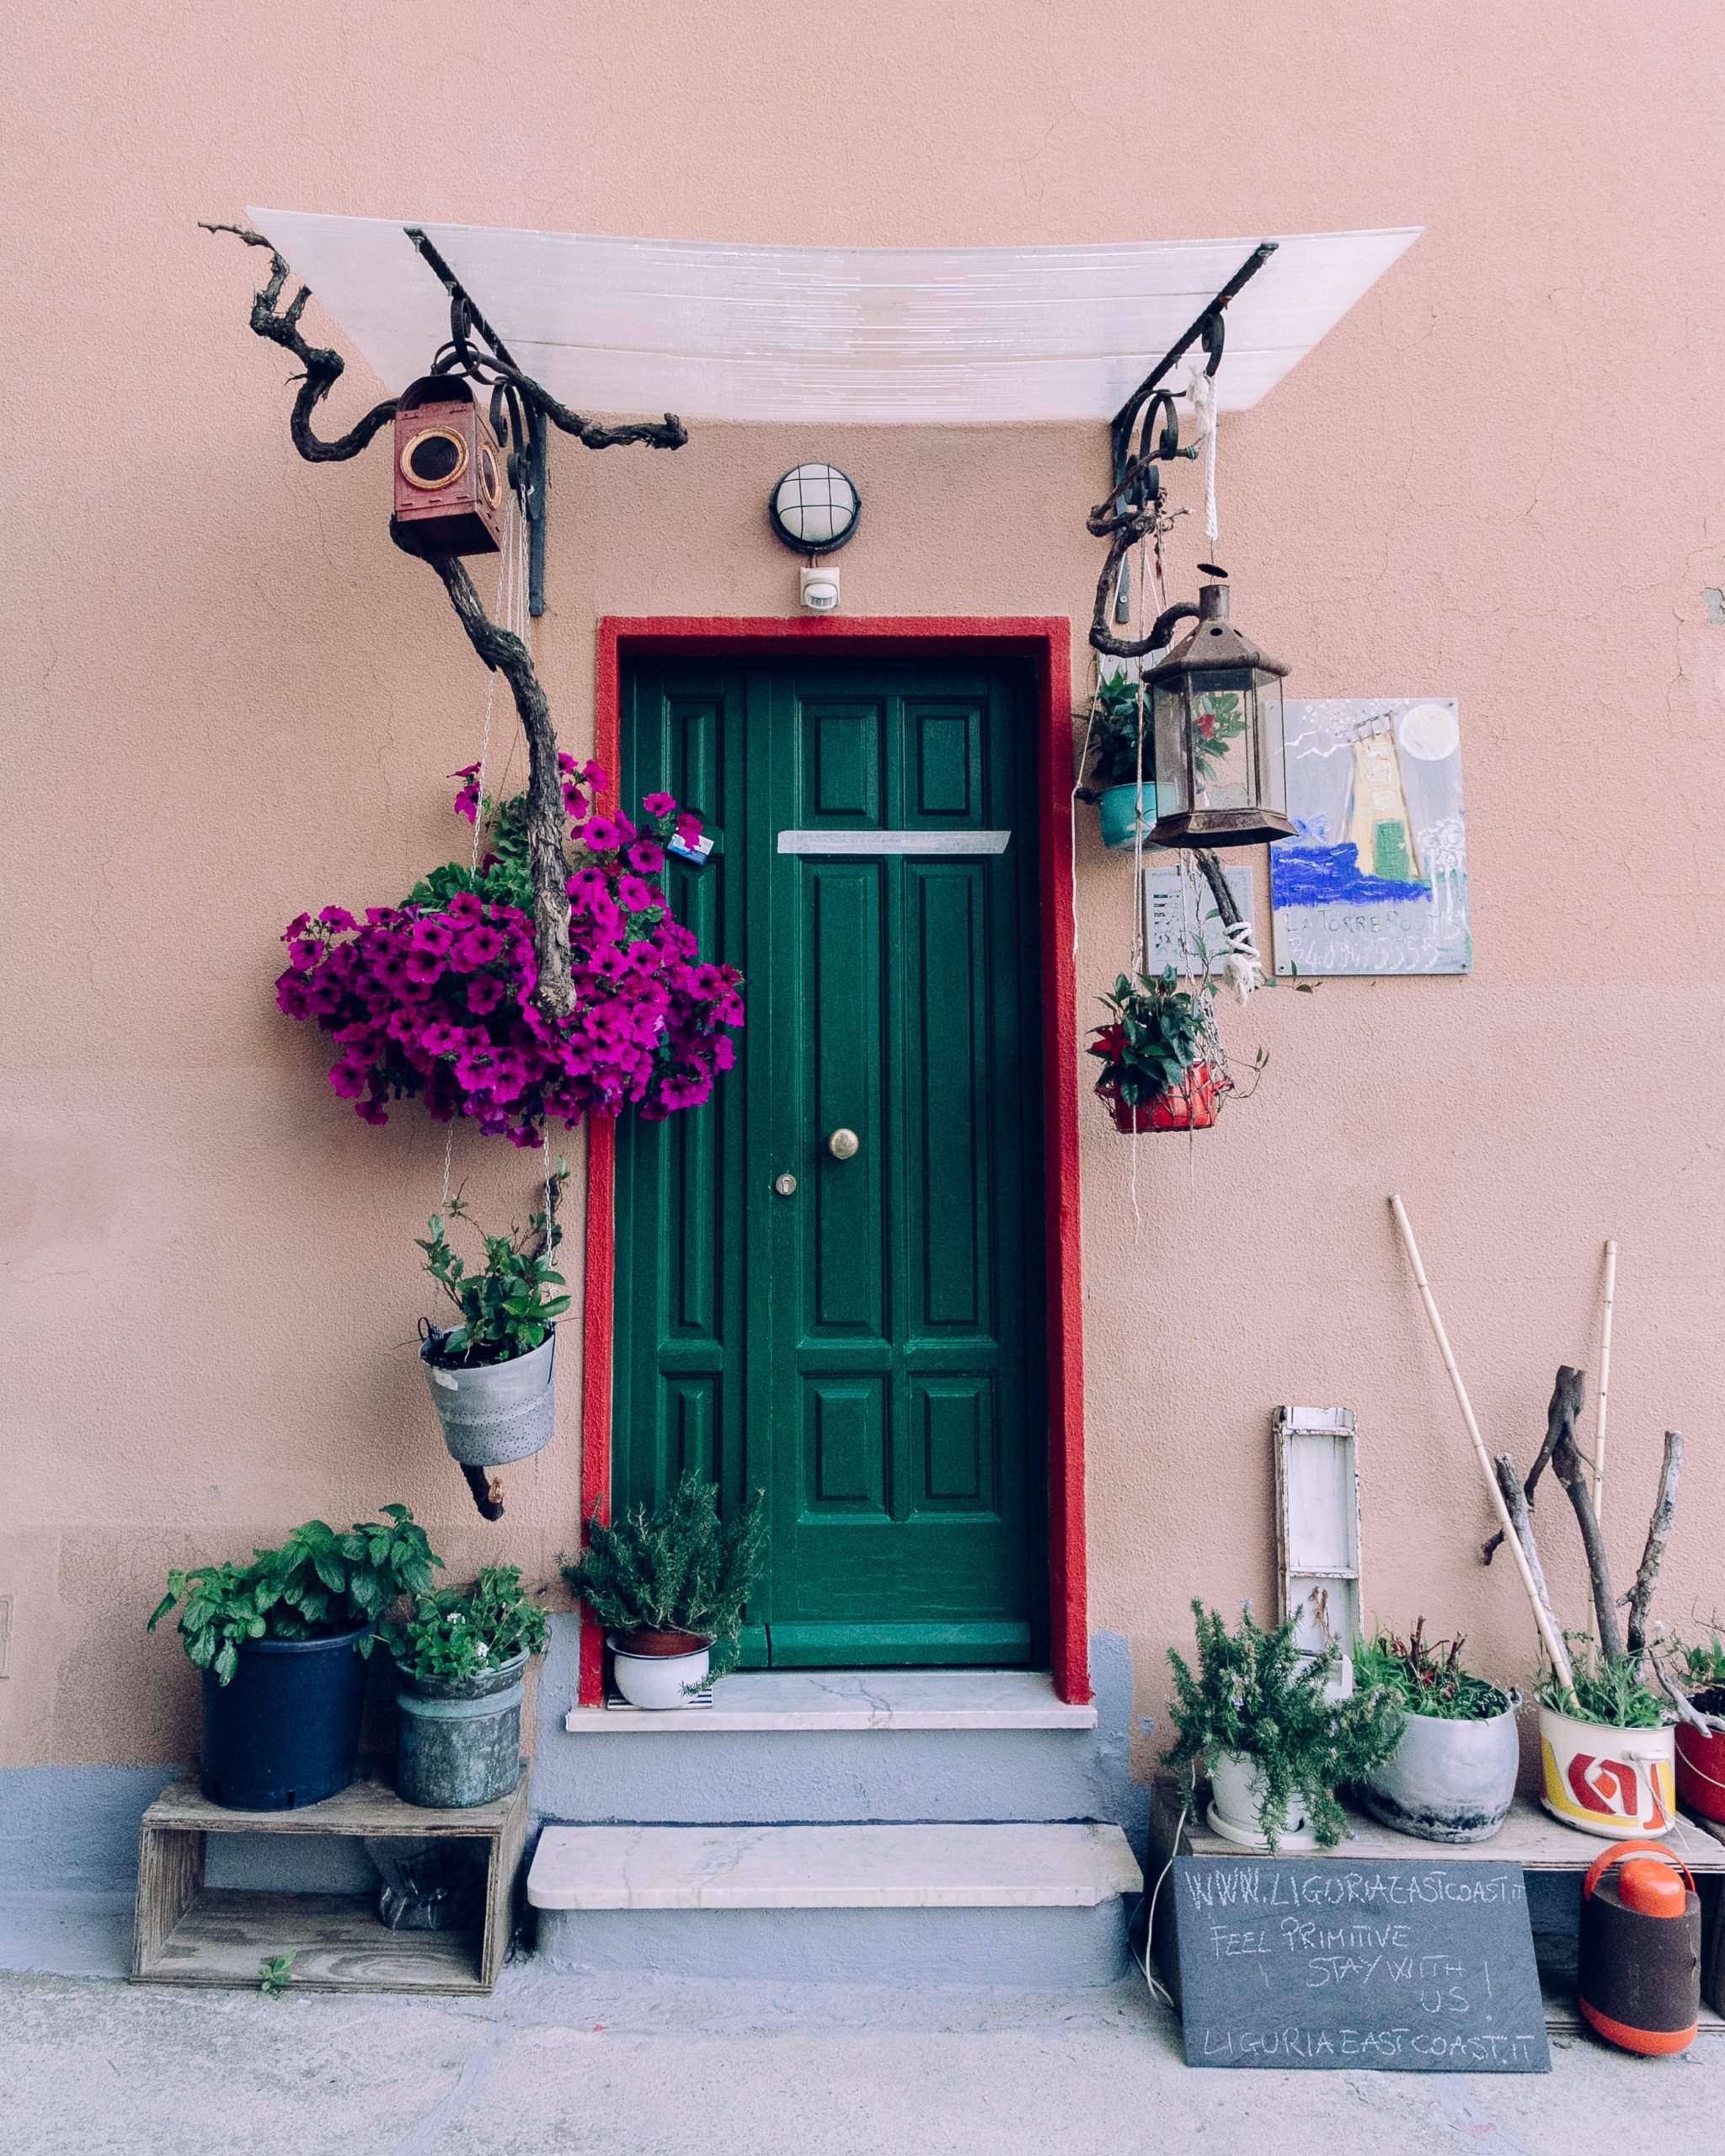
(608, 1635), (711, 1710)
(1359, 1698), (1521, 1844)
(1538, 1704), (1676, 1838)
(1207, 1749), (1315, 1851)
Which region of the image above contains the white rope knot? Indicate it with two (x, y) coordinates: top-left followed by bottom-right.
(1220, 915), (1263, 1003)
(1184, 362), (1220, 547)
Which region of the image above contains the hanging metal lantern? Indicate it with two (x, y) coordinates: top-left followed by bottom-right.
(1146, 568), (1295, 849)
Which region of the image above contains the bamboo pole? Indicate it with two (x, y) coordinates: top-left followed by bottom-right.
(1389, 1195), (1575, 1691)
(1594, 1240), (1617, 1526)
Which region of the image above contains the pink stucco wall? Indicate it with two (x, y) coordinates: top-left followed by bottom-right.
(3, 2), (1722, 1772)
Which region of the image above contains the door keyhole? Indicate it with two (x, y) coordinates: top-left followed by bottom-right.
(774, 1172), (798, 1198)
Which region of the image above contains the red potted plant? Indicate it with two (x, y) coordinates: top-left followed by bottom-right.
(1087, 969), (1229, 1133)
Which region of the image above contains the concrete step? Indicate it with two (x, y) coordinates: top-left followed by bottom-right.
(527, 1620), (1142, 1834)
(527, 1822), (1143, 1987)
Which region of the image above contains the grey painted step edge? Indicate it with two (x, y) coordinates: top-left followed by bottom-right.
(527, 1822), (1143, 1911)
(563, 1668), (1098, 1732)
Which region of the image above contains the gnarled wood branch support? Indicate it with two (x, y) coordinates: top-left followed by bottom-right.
(1625, 1429), (1682, 1657)
(208, 221), (686, 1017)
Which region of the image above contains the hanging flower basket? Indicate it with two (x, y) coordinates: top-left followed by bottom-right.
(1102, 1062), (1228, 1133)
(1087, 970), (1229, 1135)
(276, 763), (744, 1144)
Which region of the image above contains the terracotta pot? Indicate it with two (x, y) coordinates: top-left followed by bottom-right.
(1674, 1687), (1725, 1825)
(1103, 1063), (1227, 1134)
(613, 1626), (713, 1657)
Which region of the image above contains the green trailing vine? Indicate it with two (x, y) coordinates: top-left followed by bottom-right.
(1162, 1600), (1402, 1851)
(563, 1471), (767, 1674)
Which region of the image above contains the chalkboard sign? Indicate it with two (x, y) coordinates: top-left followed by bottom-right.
(1171, 1855), (1551, 2072)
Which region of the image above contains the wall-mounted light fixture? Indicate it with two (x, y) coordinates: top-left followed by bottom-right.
(770, 462), (860, 611)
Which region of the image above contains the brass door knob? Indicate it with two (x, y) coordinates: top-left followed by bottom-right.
(827, 1128), (860, 1161)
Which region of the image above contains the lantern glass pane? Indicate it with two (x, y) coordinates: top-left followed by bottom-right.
(1257, 672), (1288, 819)
(1151, 677), (1192, 815)
(1188, 667), (1258, 814)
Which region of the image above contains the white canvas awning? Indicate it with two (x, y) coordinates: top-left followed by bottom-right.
(248, 209), (1419, 427)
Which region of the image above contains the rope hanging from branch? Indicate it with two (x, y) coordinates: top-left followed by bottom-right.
(203, 222), (687, 1019)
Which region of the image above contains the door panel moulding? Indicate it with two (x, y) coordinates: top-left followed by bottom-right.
(585, 616), (1085, 1706)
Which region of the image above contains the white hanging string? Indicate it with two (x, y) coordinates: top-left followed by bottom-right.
(1186, 362), (1220, 548)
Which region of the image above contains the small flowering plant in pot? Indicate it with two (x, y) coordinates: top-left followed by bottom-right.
(417, 1195), (572, 1469)
(276, 760), (744, 1143)
(1162, 1600), (1402, 1851)
(1087, 969), (1228, 1134)
(1353, 1621), (1521, 1844)
(148, 1509), (444, 1811)
(562, 1470), (768, 1708)
(387, 1565), (550, 1808)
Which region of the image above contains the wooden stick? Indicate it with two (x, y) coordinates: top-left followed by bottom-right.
(1550, 1377), (1622, 1660)
(1625, 1430), (1683, 1657)
(1493, 1453), (1562, 1640)
(1482, 1369), (1578, 1566)
(1594, 1240), (1617, 1525)
(1389, 1196), (1574, 1690)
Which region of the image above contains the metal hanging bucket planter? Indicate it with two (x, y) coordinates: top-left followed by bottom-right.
(1097, 781), (1158, 851)
(395, 1652), (528, 1808)
(420, 1331), (556, 1469)
(1538, 1704), (1676, 1838)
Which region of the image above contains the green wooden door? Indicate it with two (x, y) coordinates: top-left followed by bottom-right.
(614, 653), (1045, 1667)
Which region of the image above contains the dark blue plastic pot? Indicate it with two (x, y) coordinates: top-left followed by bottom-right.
(199, 1627), (370, 1811)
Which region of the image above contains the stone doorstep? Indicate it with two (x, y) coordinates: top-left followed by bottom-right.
(563, 1668), (1099, 1735)
(526, 1822), (1143, 1912)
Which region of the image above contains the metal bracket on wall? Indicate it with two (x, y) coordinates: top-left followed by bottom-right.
(404, 227), (550, 618)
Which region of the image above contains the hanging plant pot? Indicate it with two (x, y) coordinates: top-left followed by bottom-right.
(1539, 1704), (1676, 1838)
(199, 1628), (371, 1812)
(1104, 1063), (1228, 1134)
(1097, 781), (1158, 852)
(1358, 1696), (1521, 1844)
(1205, 1750), (1318, 1853)
(608, 1628), (713, 1709)
(420, 1333), (556, 1468)
(1674, 1689), (1725, 1824)
(395, 1652), (528, 1809)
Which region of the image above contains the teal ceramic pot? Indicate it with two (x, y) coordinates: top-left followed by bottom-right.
(1097, 782), (1157, 851)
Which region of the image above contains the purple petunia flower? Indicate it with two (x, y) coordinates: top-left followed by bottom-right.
(628, 841), (665, 873)
(582, 816), (622, 851)
(642, 792), (676, 818)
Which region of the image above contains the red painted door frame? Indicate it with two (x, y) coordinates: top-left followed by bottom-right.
(580, 616), (1087, 1704)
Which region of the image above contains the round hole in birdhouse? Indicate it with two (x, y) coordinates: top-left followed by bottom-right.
(401, 429), (469, 491)
(478, 444), (501, 506)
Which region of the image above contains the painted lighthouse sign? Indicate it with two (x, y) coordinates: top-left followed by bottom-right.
(1271, 698), (1471, 977)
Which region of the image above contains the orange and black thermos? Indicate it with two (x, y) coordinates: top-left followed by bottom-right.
(1577, 1840), (1701, 2055)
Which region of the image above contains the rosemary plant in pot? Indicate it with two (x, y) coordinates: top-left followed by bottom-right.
(418, 1193), (570, 1469)
(1163, 1601), (1402, 1851)
(563, 1471), (767, 1708)
(1354, 1622), (1520, 1844)
(148, 1508), (444, 1810)
(387, 1565), (548, 1807)
(1076, 670), (1157, 851)
(1087, 970), (1226, 1133)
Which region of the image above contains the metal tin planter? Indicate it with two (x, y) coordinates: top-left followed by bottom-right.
(1675, 1695), (1725, 1825)
(1359, 1699), (1520, 1844)
(200, 1627), (370, 1811)
(420, 1333), (555, 1468)
(395, 1652), (528, 1808)
(1097, 781), (1157, 851)
(1539, 1704), (1676, 1838)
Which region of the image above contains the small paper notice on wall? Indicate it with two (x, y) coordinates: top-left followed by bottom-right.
(1141, 865), (1254, 978)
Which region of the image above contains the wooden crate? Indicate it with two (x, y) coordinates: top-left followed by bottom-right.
(132, 1769), (529, 1994)
(1147, 1777), (1725, 2036)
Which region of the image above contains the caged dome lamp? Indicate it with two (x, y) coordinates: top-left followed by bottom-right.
(1145, 566), (1295, 850)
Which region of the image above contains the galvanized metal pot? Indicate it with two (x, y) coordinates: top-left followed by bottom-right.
(394, 1652), (527, 1808)
(419, 1333), (555, 1468)
(1358, 1697), (1520, 1844)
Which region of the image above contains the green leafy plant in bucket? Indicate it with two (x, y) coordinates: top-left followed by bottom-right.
(418, 1190), (572, 1369)
(148, 1508), (444, 1686)
(1354, 1620), (1511, 1721)
(1537, 1633), (1666, 1728)
(1163, 1601), (1403, 1851)
(563, 1470), (767, 1675)
(1076, 669), (1153, 798)
(1087, 970), (1205, 1109)
(388, 1566), (550, 1688)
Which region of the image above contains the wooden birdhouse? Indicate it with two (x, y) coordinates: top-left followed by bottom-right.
(391, 377), (505, 559)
